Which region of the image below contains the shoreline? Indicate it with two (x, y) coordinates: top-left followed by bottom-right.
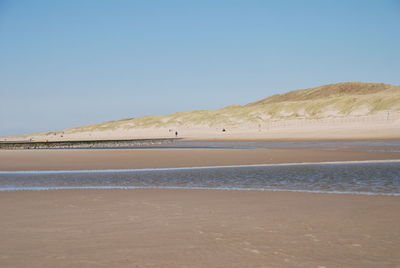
(2, 159), (399, 196)
(1, 158), (400, 173)
(1, 186), (400, 197)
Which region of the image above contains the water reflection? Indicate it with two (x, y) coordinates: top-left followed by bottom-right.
(1, 162), (399, 195)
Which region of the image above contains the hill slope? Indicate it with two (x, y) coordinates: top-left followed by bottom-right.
(66, 82), (400, 133)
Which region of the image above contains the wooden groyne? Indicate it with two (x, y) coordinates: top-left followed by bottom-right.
(0, 138), (181, 150)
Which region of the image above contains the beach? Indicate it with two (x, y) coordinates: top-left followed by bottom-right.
(1, 142), (400, 267)
(1, 145), (400, 171)
(3, 0), (400, 266)
(1, 189), (399, 268)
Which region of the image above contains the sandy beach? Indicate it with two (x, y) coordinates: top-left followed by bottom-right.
(0, 189), (399, 268)
(1, 144), (400, 267)
(1, 146), (400, 171)
(3, 1), (400, 267)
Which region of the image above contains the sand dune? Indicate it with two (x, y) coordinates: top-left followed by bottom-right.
(4, 82), (400, 141)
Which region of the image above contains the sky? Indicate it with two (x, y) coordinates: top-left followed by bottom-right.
(1, 0), (400, 136)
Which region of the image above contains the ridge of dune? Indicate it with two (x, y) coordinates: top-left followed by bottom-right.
(247, 82), (398, 104)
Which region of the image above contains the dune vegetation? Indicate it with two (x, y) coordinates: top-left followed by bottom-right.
(62, 82), (400, 133)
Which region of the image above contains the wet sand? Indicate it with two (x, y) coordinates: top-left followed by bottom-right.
(1, 147), (400, 171)
(0, 189), (399, 268)
(2, 145), (400, 267)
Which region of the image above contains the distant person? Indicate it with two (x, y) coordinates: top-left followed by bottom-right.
(175, 131), (178, 137)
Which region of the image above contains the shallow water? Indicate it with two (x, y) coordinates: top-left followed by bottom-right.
(1, 161), (399, 195)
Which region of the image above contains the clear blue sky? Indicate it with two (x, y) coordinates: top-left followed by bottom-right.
(1, 0), (399, 136)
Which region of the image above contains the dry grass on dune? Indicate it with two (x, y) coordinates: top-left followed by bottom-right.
(247, 82), (398, 104)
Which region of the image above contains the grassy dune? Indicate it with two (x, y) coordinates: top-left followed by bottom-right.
(64, 82), (400, 133)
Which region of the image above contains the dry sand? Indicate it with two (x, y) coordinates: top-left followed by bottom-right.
(0, 189), (399, 268)
(1, 147), (400, 171)
(4, 111), (400, 142)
